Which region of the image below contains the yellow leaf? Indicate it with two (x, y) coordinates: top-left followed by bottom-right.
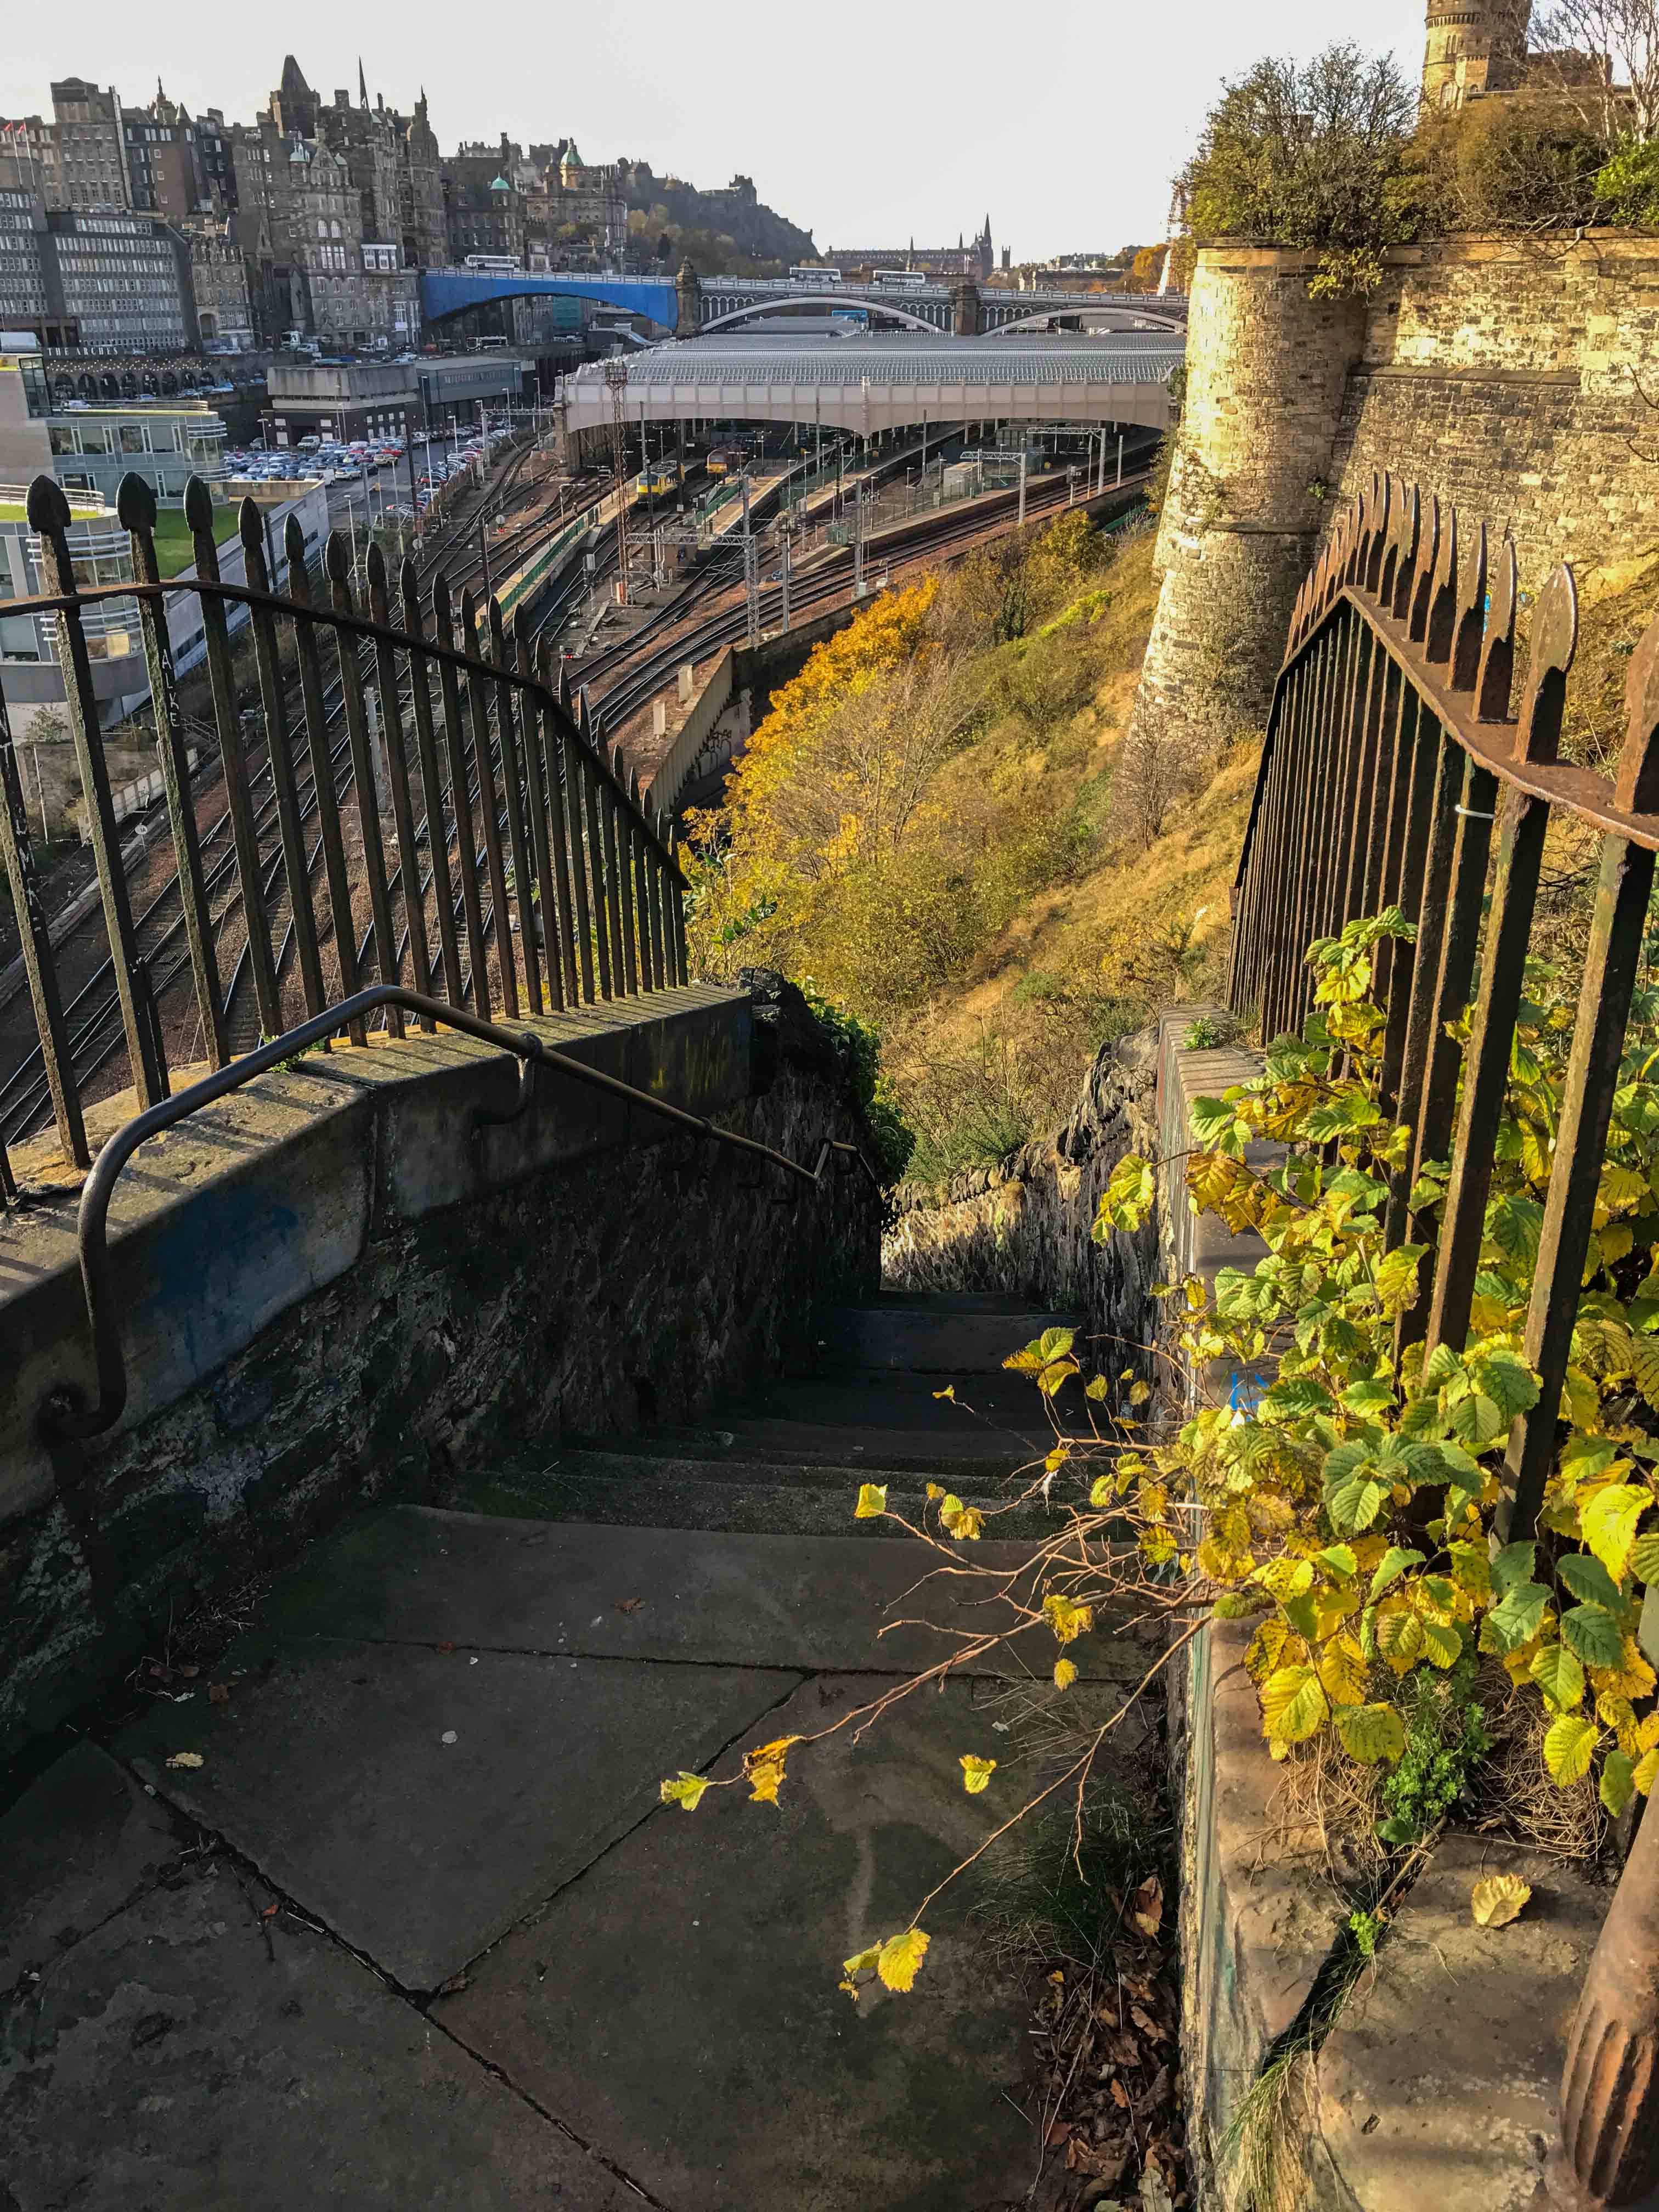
(940, 1495), (985, 1540)
(1374, 1595), (1425, 1677)
(877, 1928), (930, 1993)
(932, 1386), (956, 1402)
(659, 1771), (710, 1811)
(1634, 1747), (1659, 1795)
(1470, 1875), (1532, 1928)
(1053, 1658), (1079, 1690)
(744, 1733), (802, 1807)
(1043, 1593), (1095, 1646)
(1318, 1634), (1368, 1707)
(1581, 1484), (1651, 1582)
(854, 1483), (888, 1520)
(1260, 1663), (1329, 1744)
(1334, 1701), (1407, 1764)
(841, 1945), (880, 1979)
(1543, 1712), (1600, 1787)
(960, 1754), (997, 1795)
(165, 1751), (204, 1770)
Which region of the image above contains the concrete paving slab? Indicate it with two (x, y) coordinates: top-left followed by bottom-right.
(1314, 1832), (1609, 2212)
(435, 1671), (1075, 2211)
(0, 1853), (643, 2210)
(116, 1640), (801, 1990)
(0, 1740), (181, 1989)
(263, 1509), (1157, 1684)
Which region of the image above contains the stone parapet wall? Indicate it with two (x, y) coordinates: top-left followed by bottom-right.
(0, 976), (882, 1759)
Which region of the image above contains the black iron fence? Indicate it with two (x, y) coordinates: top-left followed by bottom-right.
(0, 471), (687, 1195)
(1230, 470), (1659, 2207)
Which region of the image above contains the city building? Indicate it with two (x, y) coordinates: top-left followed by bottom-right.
(223, 59), (425, 351)
(0, 180), (196, 354)
(444, 138), (526, 264)
(0, 183), (53, 342)
(122, 84), (235, 220)
(49, 79), (131, 211)
(0, 341), (145, 728)
(46, 208), (197, 354)
(186, 223), (255, 349)
(0, 119), (61, 208)
(265, 351), (524, 447)
(46, 397), (227, 505)
(823, 219), (995, 281)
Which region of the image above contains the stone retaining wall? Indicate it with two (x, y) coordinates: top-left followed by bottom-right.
(881, 1026), (1161, 1375)
(0, 974), (882, 1758)
(1139, 232), (1659, 754)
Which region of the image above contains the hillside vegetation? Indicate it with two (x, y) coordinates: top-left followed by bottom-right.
(686, 511), (1255, 1184)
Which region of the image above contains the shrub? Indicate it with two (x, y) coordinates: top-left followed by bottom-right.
(1180, 43), (1423, 296)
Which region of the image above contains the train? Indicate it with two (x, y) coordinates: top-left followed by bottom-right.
(706, 449), (733, 478)
(635, 459), (684, 497)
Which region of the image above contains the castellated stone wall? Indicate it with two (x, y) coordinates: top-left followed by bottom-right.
(1136, 234), (1659, 753)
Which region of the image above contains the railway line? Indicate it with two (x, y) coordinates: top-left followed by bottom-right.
(0, 445), (1150, 1146)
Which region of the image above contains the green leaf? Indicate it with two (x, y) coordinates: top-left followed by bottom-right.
(1531, 1643), (1585, 1714)
(1601, 1748), (1637, 1817)
(1562, 1602), (1626, 1671)
(1630, 1529), (1659, 1583)
(1420, 1618), (1463, 1669)
(1317, 1544), (1359, 1579)
(1485, 1580), (1550, 1653)
(1334, 1702), (1407, 1764)
(1323, 1443), (1390, 1536)
(1282, 1592), (1320, 1640)
(1488, 1193), (1545, 1265)
(1448, 1390), (1506, 1447)
(1469, 1347), (1540, 1423)
(659, 1771), (711, 1811)
(854, 1483), (889, 1520)
(1342, 1378), (1396, 1417)
(1491, 1542), (1538, 1599)
(1369, 1546), (1424, 1601)
(1543, 1712), (1599, 1787)
(1559, 1553), (1625, 1614)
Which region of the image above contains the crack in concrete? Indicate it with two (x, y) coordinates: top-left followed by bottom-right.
(83, 1743), (685, 2211)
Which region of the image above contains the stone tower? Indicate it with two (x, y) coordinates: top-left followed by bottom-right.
(1422, 0), (1528, 110)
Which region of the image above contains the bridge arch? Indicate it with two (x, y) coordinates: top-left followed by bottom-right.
(698, 294), (942, 335)
(986, 303), (1189, 336)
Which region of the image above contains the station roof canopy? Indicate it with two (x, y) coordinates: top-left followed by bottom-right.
(562, 331), (1182, 435)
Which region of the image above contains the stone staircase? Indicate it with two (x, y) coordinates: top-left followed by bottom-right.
(3, 1290), (1159, 2212)
(461, 1289), (1087, 1538)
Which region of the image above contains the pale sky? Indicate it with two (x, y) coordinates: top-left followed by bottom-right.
(7, 0), (1428, 261)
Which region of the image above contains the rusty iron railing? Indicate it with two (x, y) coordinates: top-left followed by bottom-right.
(0, 471), (688, 1197)
(1231, 470), (1659, 2211)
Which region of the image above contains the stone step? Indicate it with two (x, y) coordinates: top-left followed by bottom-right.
(819, 1293), (1085, 1375)
(455, 1462), (1065, 1542)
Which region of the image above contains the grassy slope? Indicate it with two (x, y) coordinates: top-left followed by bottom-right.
(885, 533), (1257, 1176)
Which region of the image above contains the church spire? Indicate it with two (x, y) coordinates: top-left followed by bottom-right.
(358, 57), (369, 105)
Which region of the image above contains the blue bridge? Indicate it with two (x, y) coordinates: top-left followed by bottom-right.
(420, 269), (681, 330)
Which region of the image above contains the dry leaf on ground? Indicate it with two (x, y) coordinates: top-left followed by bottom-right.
(1471, 1874), (1532, 1928)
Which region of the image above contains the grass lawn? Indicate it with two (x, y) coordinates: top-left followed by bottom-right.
(150, 502), (240, 579)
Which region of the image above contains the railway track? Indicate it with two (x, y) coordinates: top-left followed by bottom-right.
(0, 450), (1149, 1143)
(588, 463), (1155, 738)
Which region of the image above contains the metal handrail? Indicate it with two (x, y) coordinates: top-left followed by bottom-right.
(41, 981), (878, 1443)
